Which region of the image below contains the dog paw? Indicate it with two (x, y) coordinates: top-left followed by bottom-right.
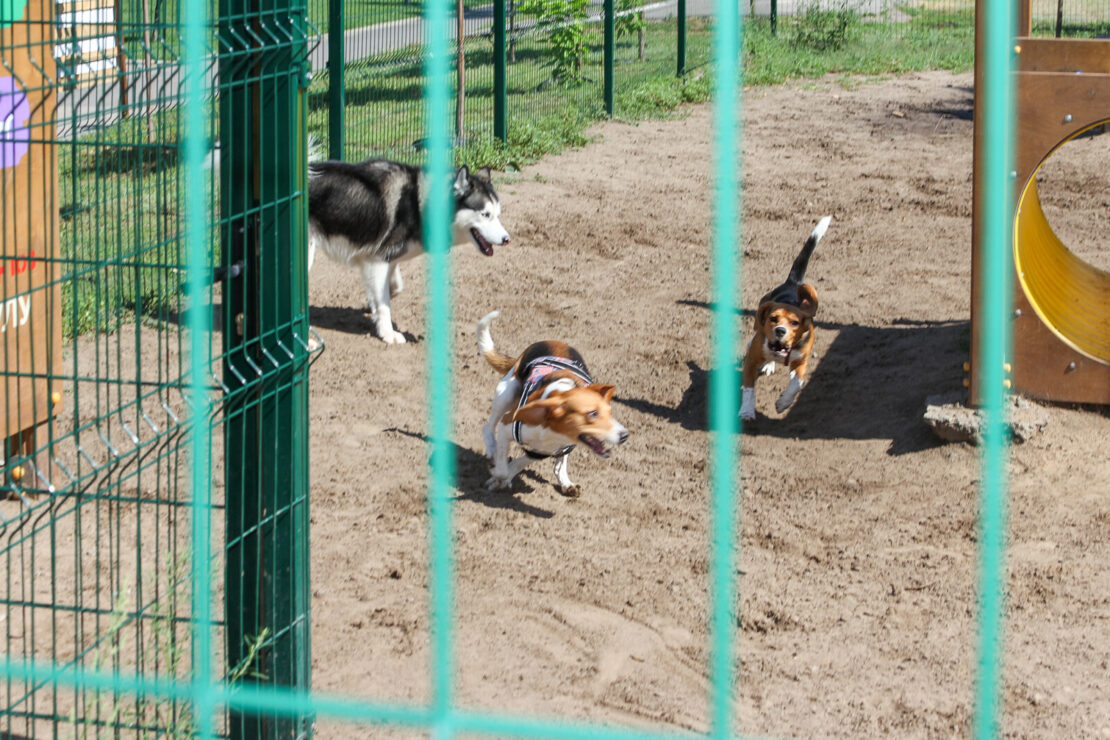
(739, 409), (757, 422)
(760, 361), (776, 376)
(378, 328), (407, 345)
(557, 484), (581, 499)
(485, 475), (511, 491)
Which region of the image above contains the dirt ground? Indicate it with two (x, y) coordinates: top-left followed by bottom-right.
(305, 70), (1110, 738)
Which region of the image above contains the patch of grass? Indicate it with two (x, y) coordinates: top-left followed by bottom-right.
(901, 7), (974, 30)
(615, 70), (713, 120)
(457, 110), (596, 171)
(1031, 19), (1110, 37)
(790, 4), (858, 52)
(743, 13), (974, 87)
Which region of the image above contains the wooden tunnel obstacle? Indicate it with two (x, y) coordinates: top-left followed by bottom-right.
(970, 4), (1110, 405)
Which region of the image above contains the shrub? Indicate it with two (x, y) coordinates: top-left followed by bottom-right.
(791, 4), (857, 51)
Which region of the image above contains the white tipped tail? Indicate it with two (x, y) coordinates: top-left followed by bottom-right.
(476, 310), (501, 355)
(812, 215), (832, 242)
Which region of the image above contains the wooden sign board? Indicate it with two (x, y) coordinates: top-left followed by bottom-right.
(1, 1), (62, 464)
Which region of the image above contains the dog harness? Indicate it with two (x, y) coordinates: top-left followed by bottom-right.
(513, 355), (594, 460)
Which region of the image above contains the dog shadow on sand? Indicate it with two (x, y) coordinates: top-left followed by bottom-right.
(384, 428), (556, 518)
(309, 305), (422, 344)
(620, 301), (969, 456)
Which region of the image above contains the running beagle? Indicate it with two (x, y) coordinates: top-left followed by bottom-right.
(740, 216), (831, 421)
(476, 311), (629, 497)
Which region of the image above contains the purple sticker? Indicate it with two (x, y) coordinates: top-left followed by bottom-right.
(1, 76), (31, 170)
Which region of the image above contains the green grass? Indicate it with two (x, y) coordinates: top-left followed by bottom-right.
(310, 16), (716, 165)
(59, 112), (194, 339)
(743, 13), (974, 87)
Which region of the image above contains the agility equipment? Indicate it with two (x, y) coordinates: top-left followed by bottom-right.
(1, 0), (61, 482)
(970, 5), (1110, 404)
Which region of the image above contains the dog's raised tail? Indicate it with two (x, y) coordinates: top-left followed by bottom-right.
(788, 215), (832, 285)
(477, 311), (515, 374)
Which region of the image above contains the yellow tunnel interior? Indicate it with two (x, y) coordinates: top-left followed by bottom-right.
(1014, 124), (1110, 365)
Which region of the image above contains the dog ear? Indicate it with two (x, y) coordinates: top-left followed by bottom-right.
(474, 166), (492, 183)
(511, 396), (565, 426)
(588, 384), (616, 403)
(756, 303), (772, 328)
(797, 285), (818, 316)
(453, 166), (471, 197)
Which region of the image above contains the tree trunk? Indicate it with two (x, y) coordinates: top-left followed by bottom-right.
(509, 0), (516, 62)
(638, 10), (645, 61)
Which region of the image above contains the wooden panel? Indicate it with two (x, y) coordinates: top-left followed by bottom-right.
(971, 17), (1110, 405)
(0, 2), (63, 443)
(1016, 37), (1110, 74)
(1015, 72), (1110, 182)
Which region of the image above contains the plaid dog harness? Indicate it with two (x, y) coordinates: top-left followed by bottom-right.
(513, 355), (593, 460)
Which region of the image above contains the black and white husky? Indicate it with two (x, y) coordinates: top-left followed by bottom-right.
(308, 159), (510, 344)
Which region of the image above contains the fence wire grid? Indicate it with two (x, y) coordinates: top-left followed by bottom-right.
(0, 0), (1095, 737)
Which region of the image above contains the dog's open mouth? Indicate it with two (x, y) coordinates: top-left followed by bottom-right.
(470, 228), (495, 257)
(578, 434), (610, 459)
(768, 340), (791, 360)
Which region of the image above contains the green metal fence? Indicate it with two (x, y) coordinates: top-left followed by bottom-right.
(307, 0), (715, 162)
(0, 0), (1078, 737)
(1, 0), (312, 736)
(306, 0), (1108, 173)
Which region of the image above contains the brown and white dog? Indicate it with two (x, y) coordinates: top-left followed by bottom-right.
(740, 215), (831, 421)
(476, 311), (629, 497)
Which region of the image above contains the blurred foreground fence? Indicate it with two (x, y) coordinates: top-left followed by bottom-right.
(1, 0), (313, 736)
(0, 0), (1106, 738)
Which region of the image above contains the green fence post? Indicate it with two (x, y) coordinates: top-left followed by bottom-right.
(328, 0), (346, 159)
(604, 0), (615, 116)
(972, 5), (1015, 740)
(183, 0), (216, 737)
(220, 0), (313, 737)
(677, 0), (686, 76)
(771, 0), (777, 35)
(494, 0), (507, 141)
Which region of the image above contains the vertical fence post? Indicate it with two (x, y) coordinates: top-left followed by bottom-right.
(770, 0), (777, 36)
(677, 0), (686, 76)
(604, 0), (615, 116)
(328, 0), (345, 159)
(971, 3), (1015, 740)
(423, 0), (457, 731)
(183, 0), (215, 735)
(494, 0), (507, 141)
(220, 0), (313, 737)
(708, 0), (741, 733)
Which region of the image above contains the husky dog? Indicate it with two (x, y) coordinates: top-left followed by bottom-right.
(308, 159), (510, 344)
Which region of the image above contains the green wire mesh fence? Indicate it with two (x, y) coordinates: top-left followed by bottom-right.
(2, 0), (312, 736)
(1, 0), (1090, 736)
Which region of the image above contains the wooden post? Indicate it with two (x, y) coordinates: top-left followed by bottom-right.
(1, 0), (63, 490)
(1018, 0), (1032, 36)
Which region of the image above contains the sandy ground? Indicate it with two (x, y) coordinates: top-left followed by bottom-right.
(301, 69), (1110, 738)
